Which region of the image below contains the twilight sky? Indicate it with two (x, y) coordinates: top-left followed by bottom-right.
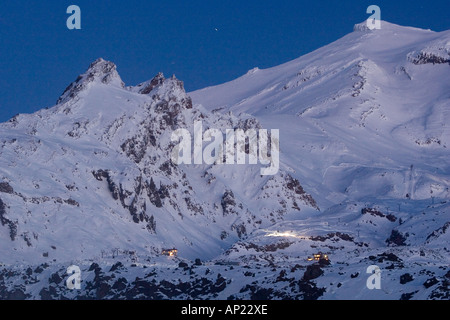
(0, 0), (448, 122)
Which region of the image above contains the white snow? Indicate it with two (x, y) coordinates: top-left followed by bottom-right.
(0, 21), (449, 300)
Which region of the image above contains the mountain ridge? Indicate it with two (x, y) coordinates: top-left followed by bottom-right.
(0, 20), (449, 300)
(0, 56), (318, 265)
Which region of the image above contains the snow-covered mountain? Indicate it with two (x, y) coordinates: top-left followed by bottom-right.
(0, 57), (318, 265)
(191, 20), (450, 204)
(0, 21), (449, 300)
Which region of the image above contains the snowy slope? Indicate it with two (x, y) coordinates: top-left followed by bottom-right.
(0, 21), (449, 300)
(191, 20), (450, 208)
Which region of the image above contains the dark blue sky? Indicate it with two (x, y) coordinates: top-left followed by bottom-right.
(0, 0), (448, 122)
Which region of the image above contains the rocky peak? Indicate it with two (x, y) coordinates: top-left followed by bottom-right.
(56, 58), (124, 105)
(131, 72), (191, 108)
(136, 72), (166, 95)
(86, 58), (123, 84)
(150, 75), (192, 110)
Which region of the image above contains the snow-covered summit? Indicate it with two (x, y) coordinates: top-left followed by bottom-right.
(131, 72), (166, 94)
(352, 20), (434, 33)
(56, 58), (125, 105)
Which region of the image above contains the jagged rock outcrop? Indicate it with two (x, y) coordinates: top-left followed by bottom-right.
(57, 58), (125, 104)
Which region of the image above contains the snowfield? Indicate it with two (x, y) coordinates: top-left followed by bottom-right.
(0, 21), (449, 300)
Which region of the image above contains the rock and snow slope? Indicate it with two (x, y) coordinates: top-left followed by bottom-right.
(0, 21), (449, 299)
(0, 58), (317, 265)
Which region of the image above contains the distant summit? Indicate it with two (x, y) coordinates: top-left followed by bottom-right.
(57, 58), (124, 104)
(352, 20), (436, 32)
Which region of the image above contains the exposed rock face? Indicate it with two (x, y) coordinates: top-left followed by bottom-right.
(0, 198), (17, 241)
(409, 50), (450, 65)
(137, 72), (165, 95)
(221, 190), (237, 216)
(407, 39), (450, 65)
(386, 229), (409, 246)
(0, 182), (14, 194)
(361, 207), (397, 222)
